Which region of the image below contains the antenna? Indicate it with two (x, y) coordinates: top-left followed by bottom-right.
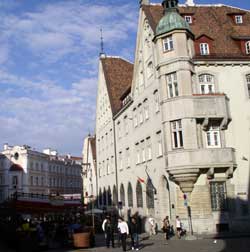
(100, 28), (105, 57)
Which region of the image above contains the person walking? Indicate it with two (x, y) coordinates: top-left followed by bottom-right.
(148, 216), (156, 236)
(104, 218), (115, 248)
(117, 217), (129, 251)
(176, 216), (182, 239)
(162, 216), (171, 241)
(129, 217), (140, 251)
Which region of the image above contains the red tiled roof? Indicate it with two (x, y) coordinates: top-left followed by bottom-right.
(101, 57), (134, 115)
(142, 4), (250, 59)
(9, 164), (23, 172)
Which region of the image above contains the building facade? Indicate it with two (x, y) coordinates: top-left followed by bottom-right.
(82, 135), (98, 207)
(95, 0), (250, 234)
(0, 144), (83, 203)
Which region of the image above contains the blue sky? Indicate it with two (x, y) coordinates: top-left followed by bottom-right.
(0, 0), (249, 156)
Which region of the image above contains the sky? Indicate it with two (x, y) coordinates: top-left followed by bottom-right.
(0, 0), (249, 156)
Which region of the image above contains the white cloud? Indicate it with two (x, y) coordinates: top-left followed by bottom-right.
(0, 0), (138, 155)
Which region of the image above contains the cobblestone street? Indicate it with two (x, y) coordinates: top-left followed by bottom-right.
(1, 233), (250, 252)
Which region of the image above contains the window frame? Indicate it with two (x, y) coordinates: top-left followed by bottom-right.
(206, 125), (221, 148)
(171, 120), (184, 149)
(184, 15), (192, 24)
(235, 15), (243, 24)
(163, 36), (174, 52)
(200, 43), (210, 55)
(210, 181), (228, 211)
(198, 74), (215, 94)
(245, 41), (250, 55)
(167, 72), (179, 98)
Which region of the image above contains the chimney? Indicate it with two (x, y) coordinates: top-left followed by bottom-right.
(140, 0), (149, 6)
(3, 143), (8, 151)
(185, 0), (195, 6)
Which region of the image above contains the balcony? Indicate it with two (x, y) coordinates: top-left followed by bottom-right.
(168, 147), (236, 171)
(162, 94), (231, 126)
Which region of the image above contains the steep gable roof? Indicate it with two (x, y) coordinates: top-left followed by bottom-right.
(142, 4), (250, 59)
(101, 57), (134, 116)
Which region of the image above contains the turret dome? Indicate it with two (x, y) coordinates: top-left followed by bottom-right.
(156, 0), (192, 37)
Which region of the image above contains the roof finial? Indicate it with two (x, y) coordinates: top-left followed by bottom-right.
(185, 0), (195, 6)
(100, 28), (106, 58)
(162, 0), (179, 14)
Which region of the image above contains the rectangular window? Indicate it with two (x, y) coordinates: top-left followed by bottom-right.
(184, 16), (192, 24)
(171, 120), (184, 149)
(146, 138), (152, 161)
(206, 125), (221, 148)
(142, 148), (146, 162)
(163, 36), (174, 52)
(154, 90), (160, 113)
(133, 109), (138, 127)
(167, 73), (178, 98)
(156, 132), (163, 157)
(126, 148), (130, 168)
(12, 176), (18, 188)
(119, 152), (123, 170)
(210, 182), (227, 211)
(144, 106), (149, 120)
(136, 149), (140, 164)
(200, 43), (210, 55)
(246, 42), (250, 55)
(235, 15), (243, 24)
(246, 74), (250, 98)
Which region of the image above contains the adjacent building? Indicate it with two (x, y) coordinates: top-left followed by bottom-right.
(82, 135), (98, 208)
(0, 144), (83, 203)
(94, 0), (250, 234)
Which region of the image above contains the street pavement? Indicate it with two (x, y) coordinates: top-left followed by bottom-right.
(49, 233), (250, 252)
(1, 233), (250, 252)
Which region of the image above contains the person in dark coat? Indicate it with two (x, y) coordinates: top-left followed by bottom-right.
(129, 217), (140, 250)
(104, 218), (115, 248)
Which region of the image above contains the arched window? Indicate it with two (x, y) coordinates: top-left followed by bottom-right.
(136, 181), (143, 208)
(113, 185), (118, 206)
(99, 188), (102, 206)
(146, 179), (155, 209)
(107, 186), (112, 206)
(120, 184), (125, 207)
(198, 74), (215, 94)
(246, 41), (250, 55)
(127, 183), (133, 207)
(103, 188), (107, 206)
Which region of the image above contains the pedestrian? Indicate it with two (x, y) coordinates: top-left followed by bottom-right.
(117, 217), (129, 251)
(129, 217), (140, 251)
(162, 216), (171, 241)
(104, 218), (114, 248)
(102, 215), (109, 238)
(148, 216), (156, 236)
(176, 216), (182, 239)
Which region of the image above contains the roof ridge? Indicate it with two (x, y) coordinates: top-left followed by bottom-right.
(103, 55), (134, 65)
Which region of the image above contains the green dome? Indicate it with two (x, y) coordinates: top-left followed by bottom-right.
(156, 10), (192, 37)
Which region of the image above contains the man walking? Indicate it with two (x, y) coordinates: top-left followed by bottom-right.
(129, 217), (140, 251)
(117, 217), (129, 251)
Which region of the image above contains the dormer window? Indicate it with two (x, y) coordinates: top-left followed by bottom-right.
(184, 16), (192, 24)
(246, 41), (250, 55)
(200, 43), (210, 55)
(163, 36), (173, 52)
(235, 15), (243, 24)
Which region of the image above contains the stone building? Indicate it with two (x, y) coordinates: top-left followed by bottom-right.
(0, 144), (83, 202)
(95, 0), (250, 234)
(82, 135), (98, 207)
